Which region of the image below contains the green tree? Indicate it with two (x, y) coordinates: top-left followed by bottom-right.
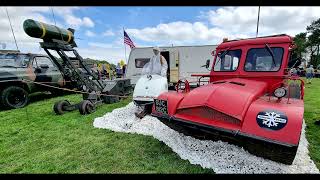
(293, 32), (307, 58)
(306, 18), (320, 67)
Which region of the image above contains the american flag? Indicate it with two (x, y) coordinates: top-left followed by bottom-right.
(124, 30), (135, 48)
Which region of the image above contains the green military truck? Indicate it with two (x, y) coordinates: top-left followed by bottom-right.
(0, 50), (67, 109)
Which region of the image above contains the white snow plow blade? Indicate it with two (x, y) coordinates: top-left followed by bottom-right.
(133, 74), (168, 106)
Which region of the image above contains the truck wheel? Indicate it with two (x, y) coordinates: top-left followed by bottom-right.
(53, 100), (71, 115)
(1, 86), (29, 109)
(79, 100), (96, 115)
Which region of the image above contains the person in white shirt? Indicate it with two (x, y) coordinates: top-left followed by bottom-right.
(142, 46), (168, 77)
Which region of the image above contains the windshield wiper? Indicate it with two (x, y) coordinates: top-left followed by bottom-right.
(265, 44), (276, 67)
(214, 47), (231, 67)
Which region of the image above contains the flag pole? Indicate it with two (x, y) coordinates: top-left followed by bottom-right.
(123, 27), (127, 64)
(256, 6), (261, 37)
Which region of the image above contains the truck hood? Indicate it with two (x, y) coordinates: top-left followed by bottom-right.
(177, 78), (268, 120)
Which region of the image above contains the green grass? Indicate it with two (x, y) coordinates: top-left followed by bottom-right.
(303, 78), (320, 170)
(0, 94), (213, 173)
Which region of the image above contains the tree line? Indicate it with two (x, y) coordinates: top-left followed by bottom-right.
(293, 18), (320, 69)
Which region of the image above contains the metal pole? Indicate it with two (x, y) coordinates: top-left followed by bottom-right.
(5, 7), (19, 51)
(256, 6), (261, 37)
(51, 7), (57, 26)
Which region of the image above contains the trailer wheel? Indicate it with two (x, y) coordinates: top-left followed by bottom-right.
(79, 100), (96, 115)
(53, 100), (71, 115)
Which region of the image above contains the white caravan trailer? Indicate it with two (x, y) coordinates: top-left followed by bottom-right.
(126, 45), (217, 88)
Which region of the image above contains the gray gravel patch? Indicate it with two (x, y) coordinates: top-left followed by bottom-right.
(93, 102), (319, 174)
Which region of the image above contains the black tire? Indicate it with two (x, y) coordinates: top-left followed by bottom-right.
(1, 86), (29, 109)
(53, 100), (71, 115)
(79, 100), (96, 115)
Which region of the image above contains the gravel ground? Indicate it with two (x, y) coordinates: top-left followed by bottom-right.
(93, 102), (319, 174)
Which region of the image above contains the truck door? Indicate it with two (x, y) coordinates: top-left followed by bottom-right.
(32, 56), (64, 87)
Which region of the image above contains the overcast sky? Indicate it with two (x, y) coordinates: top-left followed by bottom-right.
(0, 6), (319, 64)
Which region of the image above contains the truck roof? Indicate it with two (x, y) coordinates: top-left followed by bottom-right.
(0, 51), (47, 57)
(131, 44), (218, 50)
(218, 34), (293, 49)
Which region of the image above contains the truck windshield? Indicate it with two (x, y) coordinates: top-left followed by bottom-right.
(244, 47), (284, 72)
(214, 49), (242, 71)
(0, 54), (29, 67)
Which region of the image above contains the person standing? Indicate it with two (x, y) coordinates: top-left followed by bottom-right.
(116, 63), (122, 78)
(306, 65), (315, 84)
(142, 46), (168, 77)
(122, 64), (126, 78)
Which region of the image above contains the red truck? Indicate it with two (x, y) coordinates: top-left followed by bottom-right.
(151, 34), (304, 165)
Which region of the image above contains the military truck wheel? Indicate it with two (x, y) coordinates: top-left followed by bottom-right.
(79, 100), (96, 115)
(1, 86), (29, 109)
(53, 100), (71, 115)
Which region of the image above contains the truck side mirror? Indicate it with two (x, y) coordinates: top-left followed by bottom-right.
(201, 59), (211, 70)
(205, 59), (210, 69)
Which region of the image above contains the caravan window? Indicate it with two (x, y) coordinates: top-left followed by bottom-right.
(135, 58), (150, 68)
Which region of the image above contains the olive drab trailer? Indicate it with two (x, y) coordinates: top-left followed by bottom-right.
(126, 45), (217, 88)
(23, 19), (132, 115)
(151, 34), (305, 165)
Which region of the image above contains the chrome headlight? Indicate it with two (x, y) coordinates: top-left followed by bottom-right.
(274, 87), (287, 98)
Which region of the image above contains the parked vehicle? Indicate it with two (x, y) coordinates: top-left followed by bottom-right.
(126, 45), (217, 88)
(151, 34), (304, 165)
(0, 50), (67, 109)
(133, 74), (168, 118)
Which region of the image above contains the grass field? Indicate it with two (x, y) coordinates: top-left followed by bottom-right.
(0, 78), (319, 173)
(0, 94), (213, 173)
(303, 78), (320, 169)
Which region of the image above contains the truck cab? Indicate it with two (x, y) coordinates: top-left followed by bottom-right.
(0, 51), (65, 109)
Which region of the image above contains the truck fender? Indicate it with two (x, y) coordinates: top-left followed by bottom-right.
(241, 98), (304, 146)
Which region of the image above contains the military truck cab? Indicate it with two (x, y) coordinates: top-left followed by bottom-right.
(0, 51), (65, 109)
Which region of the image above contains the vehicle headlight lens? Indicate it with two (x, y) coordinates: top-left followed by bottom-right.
(274, 87), (286, 98)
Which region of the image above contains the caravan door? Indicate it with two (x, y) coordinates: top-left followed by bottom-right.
(169, 50), (179, 86)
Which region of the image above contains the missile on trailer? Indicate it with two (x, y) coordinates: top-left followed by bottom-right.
(23, 19), (77, 47)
